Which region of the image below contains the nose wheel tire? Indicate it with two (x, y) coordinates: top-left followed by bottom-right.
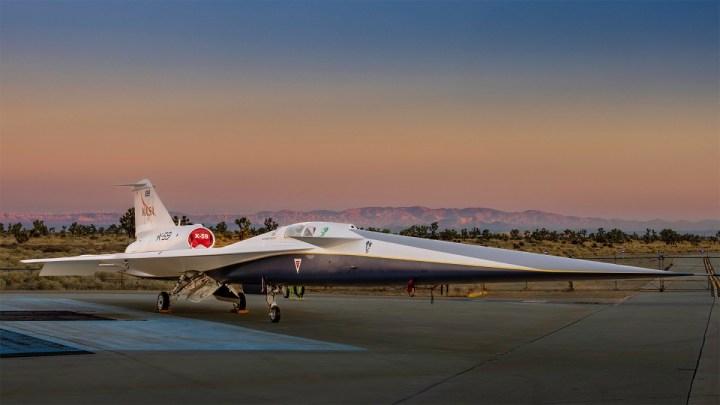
(269, 305), (281, 323)
(157, 291), (171, 311)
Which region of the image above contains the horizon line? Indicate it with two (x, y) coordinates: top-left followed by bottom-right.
(1, 208), (718, 224)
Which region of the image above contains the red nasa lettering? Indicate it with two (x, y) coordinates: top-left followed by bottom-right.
(188, 228), (214, 248)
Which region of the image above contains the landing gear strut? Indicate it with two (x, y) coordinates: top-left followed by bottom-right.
(264, 279), (282, 323)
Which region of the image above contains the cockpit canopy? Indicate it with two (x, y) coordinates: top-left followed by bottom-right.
(280, 222), (357, 239)
(284, 224), (316, 238)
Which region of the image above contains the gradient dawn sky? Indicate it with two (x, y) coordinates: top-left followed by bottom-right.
(0, 1), (718, 221)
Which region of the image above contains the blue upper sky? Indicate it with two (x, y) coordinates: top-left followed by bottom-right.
(3, 1), (717, 77)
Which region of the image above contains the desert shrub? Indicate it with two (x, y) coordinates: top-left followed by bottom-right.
(37, 279), (64, 290)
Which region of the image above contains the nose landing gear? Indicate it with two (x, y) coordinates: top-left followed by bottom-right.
(264, 280), (283, 323)
(269, 304), (281, 323)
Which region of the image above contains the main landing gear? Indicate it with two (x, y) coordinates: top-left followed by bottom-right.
(156, 271), (247, 314)
(157, 291), (171, 312)
(155, 273), (289, 323)
(155, 286), (247, 314)
(231, 293), (248, 314)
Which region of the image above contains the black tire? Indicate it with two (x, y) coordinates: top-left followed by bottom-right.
(235, 293), (247, 311)
(282, 286), (290, 299)
(294, 286), (305, 298)
(269, 305), (281, 323)
(157, 291), (170, 311)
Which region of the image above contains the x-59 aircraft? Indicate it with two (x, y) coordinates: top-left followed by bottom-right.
(24, 179), (687, 323)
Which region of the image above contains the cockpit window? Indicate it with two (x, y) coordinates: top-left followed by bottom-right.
(284, 224), (321, 238)
(284, 224), (305, 238)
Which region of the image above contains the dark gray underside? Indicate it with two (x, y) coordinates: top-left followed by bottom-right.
(209, 253), (679, 287)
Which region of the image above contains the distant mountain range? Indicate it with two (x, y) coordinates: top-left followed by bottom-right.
(2, 207), (718, 235)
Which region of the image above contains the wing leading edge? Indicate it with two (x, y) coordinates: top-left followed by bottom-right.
(23, 242), (314, 277)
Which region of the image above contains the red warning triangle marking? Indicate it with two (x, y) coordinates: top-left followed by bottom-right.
(294, 258), (302, 273)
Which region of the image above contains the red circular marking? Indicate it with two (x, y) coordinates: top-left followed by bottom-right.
(188, 228), (214, 248)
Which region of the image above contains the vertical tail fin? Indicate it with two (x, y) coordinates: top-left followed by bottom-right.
(121, 179), (176, 238)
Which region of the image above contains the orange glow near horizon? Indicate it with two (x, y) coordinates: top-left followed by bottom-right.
(2, 74), (717, 221)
